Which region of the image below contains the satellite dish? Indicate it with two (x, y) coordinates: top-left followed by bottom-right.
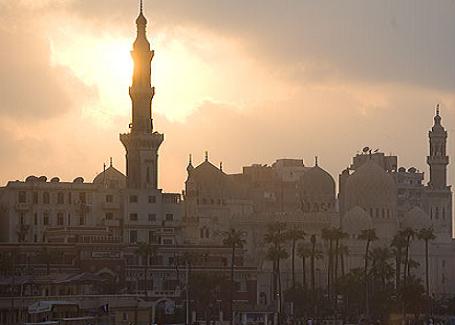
(362, 146), (370, 153)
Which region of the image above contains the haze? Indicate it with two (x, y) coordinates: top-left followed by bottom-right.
(1, 0), (455, 192)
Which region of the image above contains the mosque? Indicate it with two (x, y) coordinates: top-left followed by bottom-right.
(0, 2), (454, 322)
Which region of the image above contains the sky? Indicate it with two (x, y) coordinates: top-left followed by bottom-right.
(0, 0), (455, 193)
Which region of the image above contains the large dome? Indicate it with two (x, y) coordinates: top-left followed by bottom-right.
(300, 165), (336, 200)
(344, 160), (397, 213)
(401, 207), (431, 230)
(343, 206), (373, 235)
(93, 166), (126, 188)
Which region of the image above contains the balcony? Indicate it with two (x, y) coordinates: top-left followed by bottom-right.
(15, 203), (30, 211)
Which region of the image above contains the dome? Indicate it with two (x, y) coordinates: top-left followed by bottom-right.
(93, 166), (126, 188)
(344, 160), (397, 212)
(300, 165), (336, 200)
(401, 207), (431, 230)
(190, 160), (225, 184)
(343, 206), (373, 235)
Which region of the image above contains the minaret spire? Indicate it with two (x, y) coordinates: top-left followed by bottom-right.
(427, 104), (448, 189)
(120, 5), (163, 190)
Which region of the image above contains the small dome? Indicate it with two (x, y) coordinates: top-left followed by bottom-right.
(93, 166), (126, 188)
(25, 176), (38, 182)
(50, 177), (60, 183)
(300, 165), (335, 201)
(73, 177), (84, 183)
(343, 206), (373, 235)
(38, 176), (47, 182)
(344, 160), (397, 212)
(401, 207), (431, 230)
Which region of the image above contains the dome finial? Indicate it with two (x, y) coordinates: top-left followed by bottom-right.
(140, 0), (143, 14)
(315, 156), (318, 166)
(109, 157), (113, 167)
(436, 103), (440, 116)
(220, 161), (223, 171)
(205, 151), (209, 162)
(186, 154), (194, 173)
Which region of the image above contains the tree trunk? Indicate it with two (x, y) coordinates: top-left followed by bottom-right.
(144, 255), (149, 296)
(230, 245), (236, 325)
(425, 239), (429, 297)
(292, 239), (296, 288)
(364, 239), (370, 318)
(340, 252), (345, 277)
(328, 239), (333, 300)
(302, 256), (306, 289)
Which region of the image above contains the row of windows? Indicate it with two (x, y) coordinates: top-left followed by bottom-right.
(128, 213), (174, 222)
(20, 212), (86, 226)
(129, 230), (174, 245)
(431, 206), (447, 220)
(196, 198), (225, 206)
(369, 207), (392, 219)
(18, 191), (87, 205)
(129, 195), (156, 204)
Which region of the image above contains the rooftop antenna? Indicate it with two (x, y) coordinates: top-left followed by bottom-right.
(436, 103), (440, 116)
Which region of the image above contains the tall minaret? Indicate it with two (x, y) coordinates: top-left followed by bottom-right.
(427, 104), (449, 189)
(120, 1), (164, 189)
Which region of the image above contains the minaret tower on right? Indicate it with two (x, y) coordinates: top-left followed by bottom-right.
(427, 104), (449, 189)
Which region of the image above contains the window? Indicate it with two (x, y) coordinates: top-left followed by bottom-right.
(34, 213), (38, 225)
(105, 212), (114, 220)
(57, 192), (64, 204)
(79, 192), (86, 203)
(79, 216), (85, 226)
(43, 192), (50, 204)
(18, 191), (26, 203)
(32, 192), (38, 204)
(148, 214), (156, 222)
(68, 192), (72, 204)
(165, 214), (174, 222)
(43, 213), (49, 225)
(163, 239), (173, 245)
(149, 231), (157, 243)
(130, 230), (137, 243)
(57, 213), (64, 226)
(129, 195), (138, 203)
(106, 195), (113, 203)
(148, 196), (156, 203)
(20, 213), (24, 225)
(68, 213), (71, 225)
(122, 312), (128, 321)
(435, 207), (439, 219)
(130, 213), (138, 221)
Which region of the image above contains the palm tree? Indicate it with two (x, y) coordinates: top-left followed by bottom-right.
(391, 232), (407, 289)
(399, 228), (415, 286)
(332, 227), (348, 297)
(358, 228), (378, 318)
(338, 244), (350, 277)
(297, 242), (312, 289)
(321, 227), (337, 298)
(286, 228), (306, 288)
(220, 228), (246, 325)
(135, 241), (157, 296)
(417, 227), (436, 297)
(264, 222), (288, 316)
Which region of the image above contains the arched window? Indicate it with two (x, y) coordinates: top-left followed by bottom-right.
(43, 192), (50, 204)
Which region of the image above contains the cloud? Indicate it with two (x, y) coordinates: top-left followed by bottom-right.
(0, 3), (95, 120)
(63, 0), (455, 91)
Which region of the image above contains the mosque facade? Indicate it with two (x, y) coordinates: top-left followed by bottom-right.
(0, 3), (454, 322)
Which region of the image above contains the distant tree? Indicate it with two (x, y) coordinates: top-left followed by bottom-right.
(358, 228), (378, 317)
(220, 228), (246, 325)
(417, 227), (436, 297)
(297, 242), (312, 289)
(369, 247), (394, 291)
(135, 241), (157, 296)
(39, 246), (58, 275)
(338, 243), (350, 277)
(286, 228), (305, 288)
